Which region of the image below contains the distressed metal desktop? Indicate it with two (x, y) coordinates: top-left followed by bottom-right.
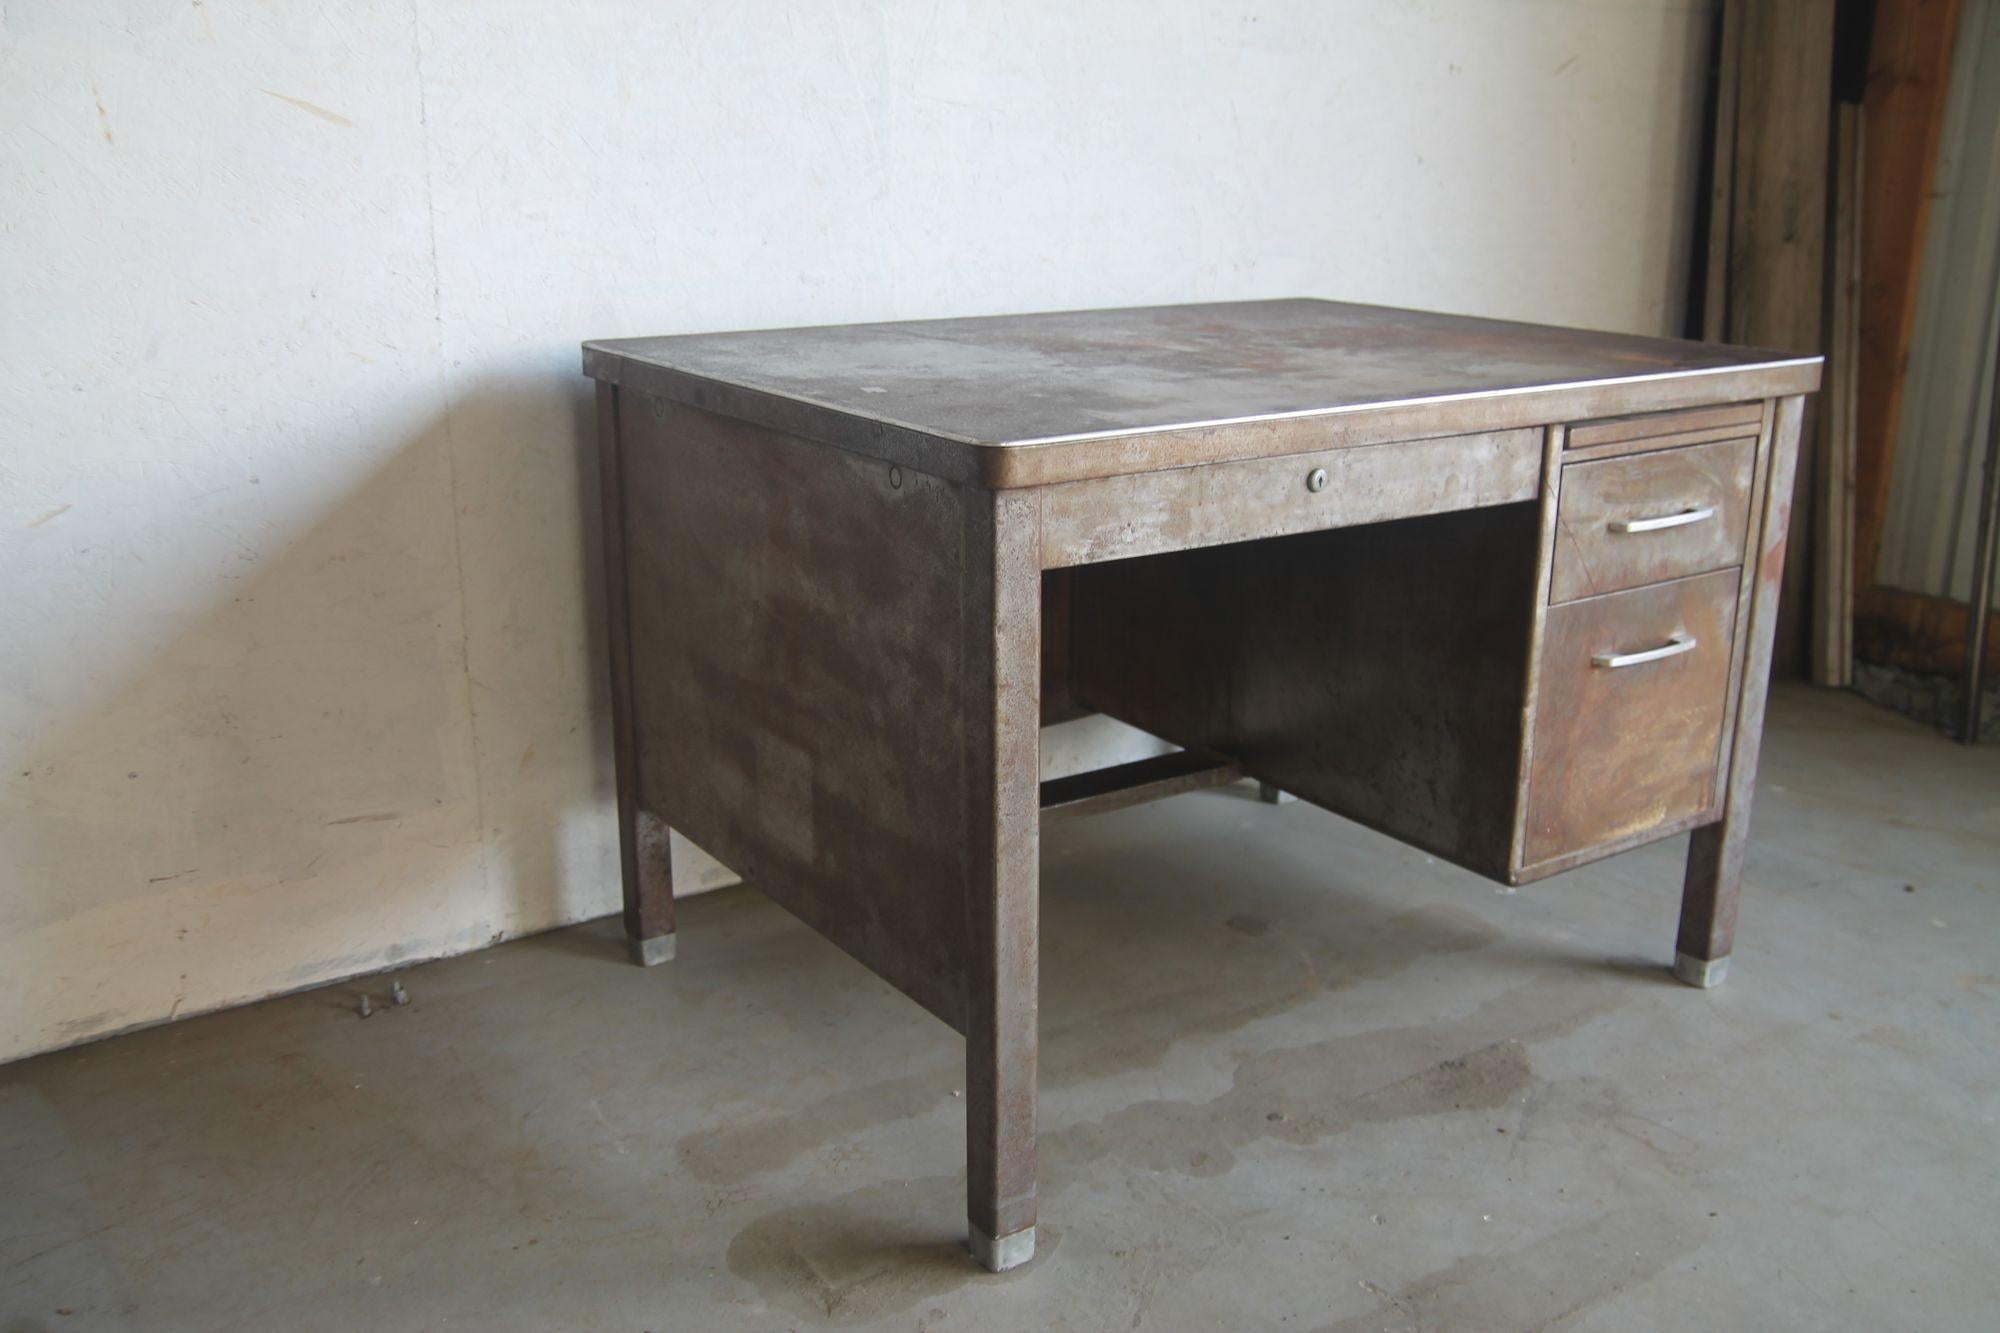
(583, 300), (1820, 1270)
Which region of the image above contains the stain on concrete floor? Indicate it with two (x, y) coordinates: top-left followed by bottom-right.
(2, 686), (1997, 1331)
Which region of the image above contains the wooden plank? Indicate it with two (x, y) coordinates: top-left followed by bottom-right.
(1702, 0), (1745, 342)
(1039, 428), (1540, 569)
(1854, 583), (2000, 674)
(1855, 0), (1965, 587)
(1038, 750), (1242, 826)
(1729, 0), (1833, 678)
(1814, 102), (1863, 686)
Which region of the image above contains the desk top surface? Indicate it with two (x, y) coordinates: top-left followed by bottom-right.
(585, 299), (1819, 488)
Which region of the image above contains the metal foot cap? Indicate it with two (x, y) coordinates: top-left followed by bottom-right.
(969, 1224), (1035, 1272)
(1673, 952), (1729, 989)
(629, 933), (676, 967)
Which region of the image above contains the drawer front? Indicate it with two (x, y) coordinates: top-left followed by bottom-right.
(1522, 568), (1741, 867)
(1549, 438), (1755, 603)
(1566, 401), (1763, 455)
(1037, 427), (1541, 569)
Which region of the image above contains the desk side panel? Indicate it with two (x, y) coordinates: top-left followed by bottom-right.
(1070, 507), (1539, 878)
(621, 397), (972, 1028)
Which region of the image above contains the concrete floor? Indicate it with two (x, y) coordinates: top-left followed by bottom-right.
(4, 684), (1997, 1331)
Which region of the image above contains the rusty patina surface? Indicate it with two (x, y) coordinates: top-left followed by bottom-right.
(583, 301), (1819, 1269)
(585, 299), (1819, 486)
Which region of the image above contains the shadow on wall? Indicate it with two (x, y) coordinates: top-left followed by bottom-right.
(3, 374), (622, 1061)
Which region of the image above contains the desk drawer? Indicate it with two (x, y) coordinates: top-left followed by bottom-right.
(1522, 568), (1740, 866)
(1550, 438), (1755, 603)
(1566, 401), (1763, 455)
(1038, 427), (1541, 568)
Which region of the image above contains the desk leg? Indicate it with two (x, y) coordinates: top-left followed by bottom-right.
(1676, 395), (1804, 988)
(1678, 822), (1740, 988)
(598, 382), (675, 965)
(622, 810), (675, 966)
(963, 490), (1041, 1271)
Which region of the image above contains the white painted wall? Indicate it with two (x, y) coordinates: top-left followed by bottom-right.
(1, 0), (1712, 1063)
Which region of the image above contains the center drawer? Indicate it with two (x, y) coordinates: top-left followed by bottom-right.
(1521, 567), (1741, 868)
(1550, 437), (1755, 602)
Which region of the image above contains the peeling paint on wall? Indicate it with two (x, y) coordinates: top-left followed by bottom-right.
(260, 90), (355, 128)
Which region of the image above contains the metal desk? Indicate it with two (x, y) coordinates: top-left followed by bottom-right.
(583, 299), (1820, 1270)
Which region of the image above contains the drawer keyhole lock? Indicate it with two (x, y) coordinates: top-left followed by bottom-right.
(1305, 467), (1329, 494)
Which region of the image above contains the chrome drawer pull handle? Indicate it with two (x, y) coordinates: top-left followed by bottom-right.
(1609, 505), (1715, 534)
(1593, 632), (1697, 669)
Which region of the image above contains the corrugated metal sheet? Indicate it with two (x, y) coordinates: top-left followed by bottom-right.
(1877, 2), (2000, 602)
